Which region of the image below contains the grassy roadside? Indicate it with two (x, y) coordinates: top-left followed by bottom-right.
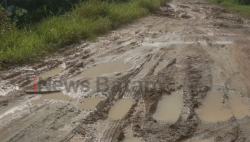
(0, 0), (168, 68)
(207, 0), (250, 16)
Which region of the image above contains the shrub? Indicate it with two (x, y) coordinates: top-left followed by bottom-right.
(0, 0), (169, 67)
(0, 6), (14, 39)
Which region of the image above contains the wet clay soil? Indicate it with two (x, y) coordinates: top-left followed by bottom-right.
(1, 0), (250, 141)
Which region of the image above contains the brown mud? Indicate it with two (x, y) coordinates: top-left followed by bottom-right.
(1, 0), (250, 141)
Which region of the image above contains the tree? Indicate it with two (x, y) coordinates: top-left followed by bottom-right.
(0, 5), (13, 39)
(1, 0), (81, 27)
(238, 0), (250, 5)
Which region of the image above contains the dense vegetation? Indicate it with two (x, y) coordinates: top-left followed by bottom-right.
(208, 0), (250, 15)
(1, 0), (81, 27)
(0, 0), (167, 68)
(0, 6), (14, 39)
(212, 0), (250, 5)
(238, 0), (250, 5)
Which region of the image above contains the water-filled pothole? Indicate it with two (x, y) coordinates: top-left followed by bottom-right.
(144, 60), (157, 69)
(195, 90), (232, 122)
(153, 61), (168, 75)
(108, 99), (134, 120)
(228, 91), (250, 117)
(31, 92), (70, 105)
(72, 61), (130, 79)
(39, 67), (64, 79)
(196, 90), (250, 122)
(76, 97), (105, 110)
(152, 91), (183, 122)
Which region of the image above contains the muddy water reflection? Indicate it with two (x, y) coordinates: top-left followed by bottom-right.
(144, 60), (157, 69)
(154, 61), (168, 75)
(153, 91), (183, 122)
(31, 92), (70, 105)
(108, 99), (134, 120)
(228, 91), (250, 117)
(40, 67), (63, 79)
(196, 90), (250, 122)
(72, 61), (130, 79)
(77, 97), (105, 110)
(195, 90), (232, 122)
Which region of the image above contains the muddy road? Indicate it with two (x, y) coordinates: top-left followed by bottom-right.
(1, 0), (250, 141)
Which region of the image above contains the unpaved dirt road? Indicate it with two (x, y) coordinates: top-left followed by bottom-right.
(1, 0), (250, 141)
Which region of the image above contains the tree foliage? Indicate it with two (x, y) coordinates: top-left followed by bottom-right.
(237, 0), (250, 5)
(1, 0), (81, 27)
(0, 5), (14, 39)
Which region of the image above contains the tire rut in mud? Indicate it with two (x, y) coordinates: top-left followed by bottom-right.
(131, 45), (213, 142)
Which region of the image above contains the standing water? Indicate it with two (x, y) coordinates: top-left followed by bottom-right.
(195, 90), (232, 122)
(108, 99), (134, 120)
(152, 91), (183, 123)
(72, 61), (130, 79)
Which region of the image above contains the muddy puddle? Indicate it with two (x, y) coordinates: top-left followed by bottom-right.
(196, 90), (250, 122)
(123, 126), (142, 142)
(108, 99), (134, 120)
(31, 92), (70, 105)
(144, 60), (157, 69)
(40, 67), (63, 79)
(62, 47), (78, 55)
(76, 97), (105, 110)
(37, 67), (64, 83)
(143, 60), (168, 73)
(154, 61), (168, 75)
(195, 90), (232, 122)
(228, 91), (250, 117)
(136, 59), (145, 65)
(152, 91), (183, 122)
(72, 60), (130, 80)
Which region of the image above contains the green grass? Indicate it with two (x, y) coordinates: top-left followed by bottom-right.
(208, 0), (250, 16)
(0, 0), (168, 68)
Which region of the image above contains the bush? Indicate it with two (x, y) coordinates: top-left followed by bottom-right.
(3, 0), (138, 27)
(237, 0), (250, 5)
(0, 0), (169, 67)
(208, 0), (250, 16)
(4, 0), (81, 27)
(214, 0), (250, 5)
(0, 6), (14, 39)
